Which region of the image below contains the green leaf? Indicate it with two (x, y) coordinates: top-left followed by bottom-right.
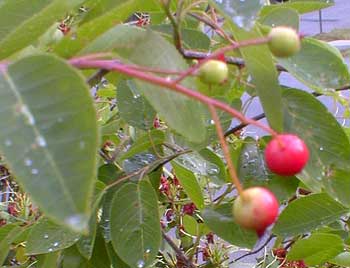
(98, 164), (121, 185)
(172, 161), (204, 210)
(117, 80), (156, 130)
(121, 129), (165, 160)
(76, 181), (105, 259)
(61, 246), (88, 268)
(282, 89), (350, 192)
(287, 233), (344, 266)
(199, 148), (227, 184)
(54, 0), (160, 58)
(36, 252), (61, 268)
(278, 38), (350, 92)
(260, 1), (334, 16)
(110, 179), (161, 268)
(210, 0), (264, 30)
(228, 25), (283, 132)
(106, 242), (130, 268)
(81, 25), (209, 143)
(0, 224), (24, 265)
(238, 138), (269, 182)
(26, 218), (81, 255)
(323, 168), (350, 207)
(0, 0), (85, 59)
(202, 204), (257, 249)
(183, 215), (199, 236)
(259, 7), (299, 30)
(330, 252), (350, 267)
(151, 25), (211, 50)
(0, 54), (98, 231)
(88, 230), (112, 268)
(273, 193), (348, 237)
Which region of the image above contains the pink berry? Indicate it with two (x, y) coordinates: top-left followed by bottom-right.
(233, 187), (279, 235)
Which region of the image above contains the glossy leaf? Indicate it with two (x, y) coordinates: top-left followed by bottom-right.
(81, 25), (209, 143)
(278, 38), (350, 92)
(287, 233), (344, 266)
(282, 89), (350, 191)
(172, 161), (204, 210)
(260, 7), (299, 30)
(273, 193), (348, 236)
(330, 252), (350, 267)
(0, 0), (85, 59)
(0, 54), (98, 231)
(117, 79), (156, 130)
(202, 204), (257, 249)
(228, 24), (283, 131)
(323, 168), (350, 207)
(121, 129), (165, 160)
(199, 148), (228, 184)
(110, 179), (161, 268)
(151, 25), (211, 50)
(106, 242), (130, 268)
(210, 0), (265, 30)
(26, 218), (81, 255)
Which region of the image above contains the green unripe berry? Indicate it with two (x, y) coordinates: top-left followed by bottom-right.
(198, 60), (228, 85)
(268, 26), (301, 58)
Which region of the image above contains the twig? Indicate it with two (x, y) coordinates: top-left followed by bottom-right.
(188, 12), (235, 44)
(87, 69), (109, 86)
(181, 50), (287, 71)
(162, 230), (196, 268)
(175, 37), (270, 83)
(104, 148), (191, 191)
(224, 85), (350, 136)
(230, 235), (275, 264)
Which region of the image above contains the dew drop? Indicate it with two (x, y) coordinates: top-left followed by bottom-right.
(31, 168), (39, 175)
(24, 158), (33, 167)
(44, 234), (49, 239)
(53, 242), (59, 247)
(48, 248), (53, 252)
(319, 147), (324, 151)
(79, 141), (85, 149)
(4, 139), (12, 146)
(145, 248), (151, 254)
(137, 260), (145, 268)
(64, 214), (88, 232)
(20, 105), (35, 125)
(36, 136), (47, 147)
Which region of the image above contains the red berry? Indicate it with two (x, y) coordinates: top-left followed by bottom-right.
(233, 187), (279, 235)
(265, 134), (309, 176)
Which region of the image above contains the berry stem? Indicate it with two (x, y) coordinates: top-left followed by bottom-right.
(70, 58), (278, 136)
(174, 37), (270, 83)
(208, 105), (244, 196)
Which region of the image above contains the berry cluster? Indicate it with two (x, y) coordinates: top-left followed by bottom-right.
(233, 134), (309, 235)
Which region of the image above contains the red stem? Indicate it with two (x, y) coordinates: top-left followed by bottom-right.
(209, 105), (243, 195)
(70, 58), (278, 137)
